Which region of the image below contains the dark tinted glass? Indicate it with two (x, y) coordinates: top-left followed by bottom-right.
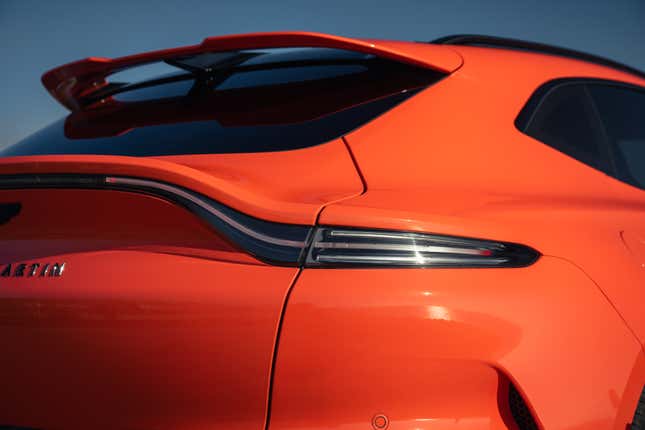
(522, 83), (609, 171)
(588, 85), (645, 189)
(0, 48), (444, 157)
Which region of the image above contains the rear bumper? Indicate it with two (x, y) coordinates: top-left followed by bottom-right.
(269, 256), (644, 430)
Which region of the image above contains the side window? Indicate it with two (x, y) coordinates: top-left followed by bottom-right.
(519, 83), (610, 172)
(587, 85), (645, 189)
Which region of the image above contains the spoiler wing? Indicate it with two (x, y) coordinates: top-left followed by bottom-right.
(42, 31), (462, 111)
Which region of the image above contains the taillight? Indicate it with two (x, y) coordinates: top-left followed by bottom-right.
(105, 178), (538, 268)
(305, 227), (539, 268)
(0, 174), (539, 268)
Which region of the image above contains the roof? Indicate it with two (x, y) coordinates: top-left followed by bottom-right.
(430, 34), (645, 81)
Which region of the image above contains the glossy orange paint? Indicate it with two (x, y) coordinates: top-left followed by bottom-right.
(0, 188), (295, 429)
(328, 46), (645, 344)
(270, 258), (644, 430)
(1, 33), (644, 430)
(304, 44), (645, 430)
(622, 230), (645, 268)
(0, 136), (363, 225)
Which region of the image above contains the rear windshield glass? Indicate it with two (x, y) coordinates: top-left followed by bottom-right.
(1, 48), (444, 157)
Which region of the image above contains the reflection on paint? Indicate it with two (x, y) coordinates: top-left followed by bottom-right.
(426, 305), (451, 321)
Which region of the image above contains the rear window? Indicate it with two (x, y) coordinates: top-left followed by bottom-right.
(516, 79), (645, 191)
(1, 48), (444, 157)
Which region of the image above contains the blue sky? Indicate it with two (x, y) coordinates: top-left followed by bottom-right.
(1, 0), (644, 147)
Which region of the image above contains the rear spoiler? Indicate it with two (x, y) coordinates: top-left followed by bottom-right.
(42, 31), (462, 111)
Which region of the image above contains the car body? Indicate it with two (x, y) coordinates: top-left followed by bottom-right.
(0, 31), (644, 430)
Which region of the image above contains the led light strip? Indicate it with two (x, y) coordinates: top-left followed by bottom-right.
(326, 229), (506, 249)
(313, 241), (491, 256)
(306, 227), (538, 268)
(315, 254), (510, 265)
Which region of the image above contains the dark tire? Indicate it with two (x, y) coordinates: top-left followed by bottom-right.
(633, 388), (645, 430)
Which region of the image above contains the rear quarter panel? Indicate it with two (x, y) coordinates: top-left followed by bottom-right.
(333, 46), (645, 347)
(270, 257), (644, 430)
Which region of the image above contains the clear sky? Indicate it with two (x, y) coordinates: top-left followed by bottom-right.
(1, 0), (644, 147)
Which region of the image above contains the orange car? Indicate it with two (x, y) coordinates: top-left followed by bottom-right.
(0, 32), (644, 430)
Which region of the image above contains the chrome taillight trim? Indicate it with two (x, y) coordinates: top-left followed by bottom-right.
(102, 176), (311, 265)
(106, 177), (306, 248)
